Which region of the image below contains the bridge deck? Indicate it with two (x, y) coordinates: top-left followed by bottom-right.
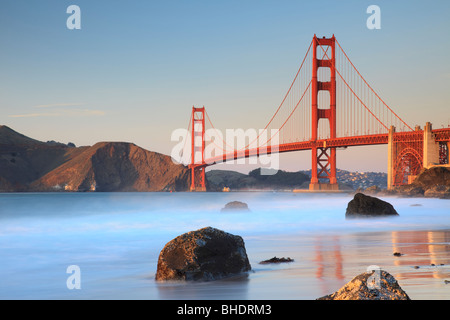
(190, 129), (450, 167)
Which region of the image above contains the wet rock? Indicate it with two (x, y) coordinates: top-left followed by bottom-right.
(259, 257), (294, 264)
(317, 270), (410, 300)
(155, 227), (251, 281)
(346, 193), (399, 218)
(221, 201), (250, 212)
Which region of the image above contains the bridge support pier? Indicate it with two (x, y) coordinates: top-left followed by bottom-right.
(309, 181), (339, 191)
(189, 106), (207, 192)
(309, 145), (338, 191)
(189, 165), (206, 192)
(423, 122), (440, 168)
(309, 35), (338, 191)
(387, 126), (395, 190)
(388, 122), (448, 190)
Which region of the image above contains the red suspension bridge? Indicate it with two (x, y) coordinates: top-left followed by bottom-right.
(181, 35), (450, 191)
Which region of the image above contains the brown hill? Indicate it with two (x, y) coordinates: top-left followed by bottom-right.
(32, 142), (190, 192)
(0, 126), (86, 190)
(0, 126), (191, 192)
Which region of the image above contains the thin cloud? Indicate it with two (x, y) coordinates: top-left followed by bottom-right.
(33, 103), (84, 108)
(9, 112), (60, 118)
(9, 108), (105, 118)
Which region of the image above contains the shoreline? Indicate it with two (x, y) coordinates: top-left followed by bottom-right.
(1, 189), (448, 200)
(156, 227), (450, 300)
(0, 192), (449, 300)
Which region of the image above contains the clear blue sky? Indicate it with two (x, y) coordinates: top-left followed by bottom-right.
(1, 0), (449, 172)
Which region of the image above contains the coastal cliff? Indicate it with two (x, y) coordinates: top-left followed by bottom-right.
(394, 166), (450, 198)
(0, 125), (190, 192)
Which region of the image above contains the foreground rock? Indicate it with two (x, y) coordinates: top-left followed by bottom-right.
(155, 227), (251, 281)
(346, 193), (399, 218)
(221, 201), (250, 212)
(318, 270), (410, 300)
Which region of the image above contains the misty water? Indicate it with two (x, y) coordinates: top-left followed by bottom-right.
(1, 192), (449, 300)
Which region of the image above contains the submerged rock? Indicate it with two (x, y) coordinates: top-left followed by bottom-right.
(259, 257), (294, 264)
(317, 269), (410, 300)
(155, 227), (251, 281)
(221, 201), (250, 212)
(346, 193), (398, 218)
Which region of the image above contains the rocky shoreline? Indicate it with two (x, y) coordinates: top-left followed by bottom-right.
(357, 166), (450, 199)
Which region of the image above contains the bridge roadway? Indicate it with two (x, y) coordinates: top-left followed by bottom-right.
(193, 128), (450, 168)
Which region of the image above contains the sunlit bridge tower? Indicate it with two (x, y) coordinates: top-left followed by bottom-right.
(189, 106), (207, 191)
(309, 34), (338, 191)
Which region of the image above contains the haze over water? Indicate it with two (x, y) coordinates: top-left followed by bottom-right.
(0, 192), (449, 300)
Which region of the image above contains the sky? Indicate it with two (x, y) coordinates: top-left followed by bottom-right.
(1, 0), (449, 173)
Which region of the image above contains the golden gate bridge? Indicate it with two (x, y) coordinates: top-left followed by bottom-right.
(181, 35), (450, 191)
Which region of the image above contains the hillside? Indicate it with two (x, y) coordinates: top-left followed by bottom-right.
(32, 142), (190, 192)
(0, 126), (86, 191)
(0, 125), (43, 146)
(0, 126), (190, 192)
(206, 168), (310, 191)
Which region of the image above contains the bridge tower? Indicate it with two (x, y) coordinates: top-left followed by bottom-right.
(189, 106), (206, 191)
(309, 35), (338, 191)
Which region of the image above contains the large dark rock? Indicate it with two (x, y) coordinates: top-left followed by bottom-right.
(318, 269), (410, 300)
(346, 193), (398, 218)
(155, 227), (251, 281)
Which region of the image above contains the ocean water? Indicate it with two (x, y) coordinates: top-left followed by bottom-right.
(0, 192), (449, 300)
